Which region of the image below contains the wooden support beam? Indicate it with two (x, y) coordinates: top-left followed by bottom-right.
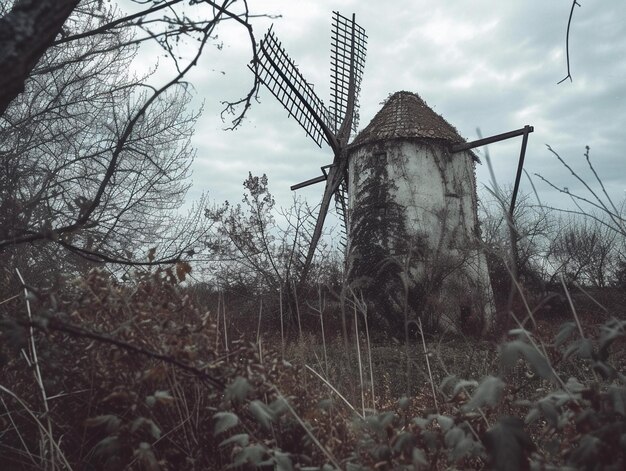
(510, 126), (532, 216)
(291, 175), (327, 191)
(450, 125), (534, 153)
(291, 164), (333, 191)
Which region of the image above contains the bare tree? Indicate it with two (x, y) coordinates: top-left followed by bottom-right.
(480, 188), (555, 288)
(536, 145), (626, 288)
(0, 1), (261, 123)
(0, 1), (262, 277)
(1, 7), (195, 276)
(549, 214), (619, 287)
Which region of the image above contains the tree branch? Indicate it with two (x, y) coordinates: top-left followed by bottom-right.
(12, 313), (225, 389)
(53, 0), (182, 46)
(0, 2), (227, 254)
(558, 0), (581, 84)
(0, 0), (80, 115)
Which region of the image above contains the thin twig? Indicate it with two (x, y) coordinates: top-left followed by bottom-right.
(360, 294), (376, 411)
(292, 279), (303, 340)
(222, 291), (229, 353)
(0, 385), (72, 470)
(318, 284), (329, 376)
(509, 311), (570, 394)
(536, 145), (626, 236)
(256, 299), (263, 345)
(418, 318), (439, 414)
(574, 283), (608, 315)
(354, 304), (365, 417)
(543, 146), (615, 219)
(0, 396), (38, 467)
(15, 269), (55, 470)
(558, 1), (581, 84)
(272, 386), (343, 470)
(279, 286), (285, 358)
(560, 274), (584, 338)
(304, 365), (363, 418)
(0, 293), (20, 305)
(585, 147), (619, 216)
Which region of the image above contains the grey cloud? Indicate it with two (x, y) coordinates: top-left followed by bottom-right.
(176, 0), (626, 215)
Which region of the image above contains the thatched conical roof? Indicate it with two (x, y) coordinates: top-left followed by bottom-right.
(350, 91), (468, 149)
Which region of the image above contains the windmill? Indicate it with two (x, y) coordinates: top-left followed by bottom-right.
(343, 90), (535, 332)
(253, 11), (367, 284)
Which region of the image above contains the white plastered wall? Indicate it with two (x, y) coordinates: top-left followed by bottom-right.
(348, 139), (495, 331)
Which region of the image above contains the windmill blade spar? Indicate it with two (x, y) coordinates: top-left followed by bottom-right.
(330, 11), (367, 142)
(298, 159), (348, 283)
(255, 29), (336, 150)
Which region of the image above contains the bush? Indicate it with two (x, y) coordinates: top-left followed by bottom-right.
(1, 269), (624, 470)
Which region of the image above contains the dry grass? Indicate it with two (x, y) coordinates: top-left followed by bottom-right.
(1, 268), (624, 470)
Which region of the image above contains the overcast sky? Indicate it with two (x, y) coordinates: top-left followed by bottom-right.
(171, 0), (625, 217)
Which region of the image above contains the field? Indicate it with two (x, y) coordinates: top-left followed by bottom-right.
(1, 267), (624, 470)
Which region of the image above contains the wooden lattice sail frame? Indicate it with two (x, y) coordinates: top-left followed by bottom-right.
(253, 12), (367, 285)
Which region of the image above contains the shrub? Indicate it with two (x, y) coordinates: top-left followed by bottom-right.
(1, 268), (624, 470)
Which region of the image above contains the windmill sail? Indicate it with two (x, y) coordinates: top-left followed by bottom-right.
(255, 29), (335, 150)
(330, 12), (367, 138)
(253, 12), (367, 286)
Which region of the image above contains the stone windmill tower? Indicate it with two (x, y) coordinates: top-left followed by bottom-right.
(347, 92), (494, 333)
